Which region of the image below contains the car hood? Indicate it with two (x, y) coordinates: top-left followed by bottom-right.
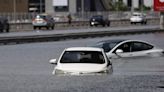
(55, 63), (108, 74)
(130, 17), (142, 19)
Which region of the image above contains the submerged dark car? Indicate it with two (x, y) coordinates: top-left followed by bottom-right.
(89, 15), (110, 27)
(0, 17), (9, 33)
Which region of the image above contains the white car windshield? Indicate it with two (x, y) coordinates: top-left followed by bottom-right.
(132, 13), (143, 17)
(36, 15), (46, 19)
(60, 51), (105, 64)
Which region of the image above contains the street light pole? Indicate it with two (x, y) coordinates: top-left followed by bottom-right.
(81, 0), (84, 13)
(140, 0), (144, 13)
(14, 0), (16, 21)
(81, 0), (84, 19)
(40, 0), (42, 13)
(13, 0), (16, 29)
(131, 0), (134, 14)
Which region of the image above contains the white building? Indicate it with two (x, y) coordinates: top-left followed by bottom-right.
(123, 0), (153, 8)
(45, 0), (154, 13)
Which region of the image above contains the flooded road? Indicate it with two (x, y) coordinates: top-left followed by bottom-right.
(0, 32), (164, 92)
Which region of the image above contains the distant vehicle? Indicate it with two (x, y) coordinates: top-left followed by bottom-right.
(49, 47), (113, 75)
(89, 15), (110, 27)
(90, 39), (164, 59)
(0, 17), (9, 33)
(32, 14), (55, 30)
(130, 12), (147, 24)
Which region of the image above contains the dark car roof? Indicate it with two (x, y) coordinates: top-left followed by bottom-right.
(90, 39), (128, 52)
(88, 39), (128, 48)
(0, 17), (8, 23)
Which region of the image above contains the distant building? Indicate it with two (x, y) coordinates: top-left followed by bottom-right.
(29, 0), (45, 13)
(0, 0), (28, 13)
(0, 0), (45, 13)
(46, 0), (153, 13)
(46, 0), (113, 13)
(0, 0), (154, 13)
(123, 0), (153, 8)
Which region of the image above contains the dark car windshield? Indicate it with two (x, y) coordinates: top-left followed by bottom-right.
(92, 15), (103, 19)
(60, 51), (105, 64)
(0, 17), (8, 23)
(36, 15), (46, 19)
(92, 40), (124, 52)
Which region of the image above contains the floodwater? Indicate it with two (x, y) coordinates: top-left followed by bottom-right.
(0, 32), (164, 92)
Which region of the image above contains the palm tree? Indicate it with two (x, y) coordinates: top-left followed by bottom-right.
(109, 0), (128, 11)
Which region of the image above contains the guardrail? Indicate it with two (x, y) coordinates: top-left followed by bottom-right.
(0, 11), (160, 22)
(9, 18), (160, 32)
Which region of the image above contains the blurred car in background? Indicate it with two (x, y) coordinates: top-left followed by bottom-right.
(49, 47), (113, 75)
(0, 17), (9, 33)
(90, 39), (164, 59)
(89, 15), (110, 27)
(130, 12), (147, 25)
(32, 13), (55, 30)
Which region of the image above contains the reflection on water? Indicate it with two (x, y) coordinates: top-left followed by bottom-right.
(154, 32), (164, 37)
(112, 55), (164, 75)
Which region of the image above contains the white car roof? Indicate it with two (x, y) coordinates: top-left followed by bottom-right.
(96, 39), (154, 47)
(65, 47), (103, 52)
(123, 39), (152, 44)
(133, 12), (141, 14)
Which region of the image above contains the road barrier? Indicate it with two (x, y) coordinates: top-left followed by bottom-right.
(9, 18), (160, 32)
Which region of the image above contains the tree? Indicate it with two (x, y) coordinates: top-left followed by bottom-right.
(109, 0), (128, 11)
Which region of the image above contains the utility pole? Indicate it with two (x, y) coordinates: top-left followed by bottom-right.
(160, 12), (164, 29)
(40, 0), (42, 13)
(13, 0), (16, 22)
(131, 0), (134, 14)
(13, 0), (16, 30)
(81, 0), (84, 19)
(81, 0), (84, 13)
(140, 0), (144, 13)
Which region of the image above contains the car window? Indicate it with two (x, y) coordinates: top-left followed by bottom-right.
(131, 42), (153, 52)
(60, 51), (105, 64)
(0, 21), (2, 26)
(36, 15), (46, 19)
(133, 14), (139, 16)
(102, 43), (109, 52)
(132, 13), (142, 17)
(102, 43), (118, 52)
(116, 42), (131, 53)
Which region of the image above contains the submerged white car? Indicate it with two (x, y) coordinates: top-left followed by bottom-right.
(49, 47), (113, 75)
(91, 39), (164, 59)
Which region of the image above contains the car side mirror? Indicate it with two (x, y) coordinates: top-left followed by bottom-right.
(115, 49), (123, 54)
(49, 59), (57, 64)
